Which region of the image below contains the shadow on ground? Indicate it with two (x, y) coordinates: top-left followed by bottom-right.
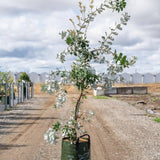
(0, 143), (27, 150)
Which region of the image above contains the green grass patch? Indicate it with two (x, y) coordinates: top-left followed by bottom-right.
(153, 97), (159, 102)
(153, 117), (160, 123)
(93, 96), (109, 99)
(6, 108), (12, 111)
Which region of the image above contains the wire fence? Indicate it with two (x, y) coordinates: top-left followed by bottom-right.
(0, 82), (34, 111)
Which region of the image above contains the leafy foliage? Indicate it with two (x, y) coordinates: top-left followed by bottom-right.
(19, 72), (31, 82)
(43, 0), (137, 144)
(154, 118), (160, 123)
(94, 96), (109, 99)
(0, 71), (13, 84)
(0, 71), (13, 95)
(70, 63), (98, 91)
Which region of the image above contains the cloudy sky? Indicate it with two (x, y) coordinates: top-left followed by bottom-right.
(0, 0), (160, 74)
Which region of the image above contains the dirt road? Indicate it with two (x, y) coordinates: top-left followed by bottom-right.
(0, 94), (160, 160)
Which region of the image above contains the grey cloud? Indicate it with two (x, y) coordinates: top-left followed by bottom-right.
(0, 47), (44, 59)
(128, 0), (160, 26)
(0, 0), (76, 15)
(141, 25), (160, 39)
(0, 0), (160, 73)
(0, 6), (36, 16)
(134, 14), (160, 27)
(114, 35), (142, 47)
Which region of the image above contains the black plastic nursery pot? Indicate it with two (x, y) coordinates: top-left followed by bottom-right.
(0, 96), (9, 104)
(61, 134), (90, 160)
(0, 93), (16, 105)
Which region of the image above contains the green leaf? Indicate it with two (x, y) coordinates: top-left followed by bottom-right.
(66, 37), (72, 45)
(102, 36), (105, 40)
(60, 31), (67, 39)
(53, 121), (61, 131)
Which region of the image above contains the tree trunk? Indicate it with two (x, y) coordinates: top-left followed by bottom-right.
(74, 92), (83, 137)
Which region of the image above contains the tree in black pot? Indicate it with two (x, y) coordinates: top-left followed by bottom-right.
(42, 0), (137, 159)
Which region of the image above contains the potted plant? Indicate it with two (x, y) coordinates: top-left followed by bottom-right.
(42, 0), (137, 159)
(18, 72), (31, 98)
(0, 71), (14, 104)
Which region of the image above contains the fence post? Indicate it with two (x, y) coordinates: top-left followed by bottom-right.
(11, 83), (14, 107)
(25, 82), (28, 100)
(17, 83), (19, 104)
(21, 82), (22, 102)
(22, 82), (24, 102)
(9, 83), (11, 108)
(26, 82), (28, 99)
(130, 74), (133, 84)
(20, 82), (22, 103)
(142, 75), (144, 84)
(154, 75), (156, 83)
(31, 82), (34, 98)
(28, 82), (30, 99)
(5, 83), (7, 110)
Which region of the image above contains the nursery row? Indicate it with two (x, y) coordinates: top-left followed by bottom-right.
(0, 82), (34, 111)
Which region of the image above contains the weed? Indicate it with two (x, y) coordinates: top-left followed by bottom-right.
(153, 97), (159, 102)
(93, 96), (109, 99)
(148, 93), (152, 97)
(111, 96), (119, 100)
(153, 117), (160, 123)
(6, 108), (12, 111)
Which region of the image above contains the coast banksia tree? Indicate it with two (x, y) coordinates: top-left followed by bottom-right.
(42, 0), (137, 144)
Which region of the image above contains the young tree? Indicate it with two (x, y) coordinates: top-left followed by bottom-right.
(19, 72), (31, 98)
(42, 0), (137, 144)
(19, 72), (31, 82)
(0, 71), (13, 95)
(0, 71), (13, 84)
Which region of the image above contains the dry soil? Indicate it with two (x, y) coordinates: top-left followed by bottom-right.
(0, 93), (160, 160)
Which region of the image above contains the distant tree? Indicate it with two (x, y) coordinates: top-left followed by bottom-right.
(19, 72), (31, 98)
(19, 72), (31, 82)
(0, 71), (13, 84)
(0, 71), (14, 98)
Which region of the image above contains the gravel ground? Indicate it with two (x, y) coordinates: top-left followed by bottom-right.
(83, 96), (160, 160)
(0, 93), (160, 160)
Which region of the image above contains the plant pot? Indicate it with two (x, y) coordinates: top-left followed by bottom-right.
(61, 134), (90, 160)
(13, 93), (16, 99)
(0, 96), (9, 104)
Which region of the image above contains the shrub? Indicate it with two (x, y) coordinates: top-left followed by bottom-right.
(19, 72), (31, 82)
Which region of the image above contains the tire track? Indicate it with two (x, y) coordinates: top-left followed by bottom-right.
(82, 96), (131, 160)
(10, 96), (55, 143)
(0, 94), (56, 160)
